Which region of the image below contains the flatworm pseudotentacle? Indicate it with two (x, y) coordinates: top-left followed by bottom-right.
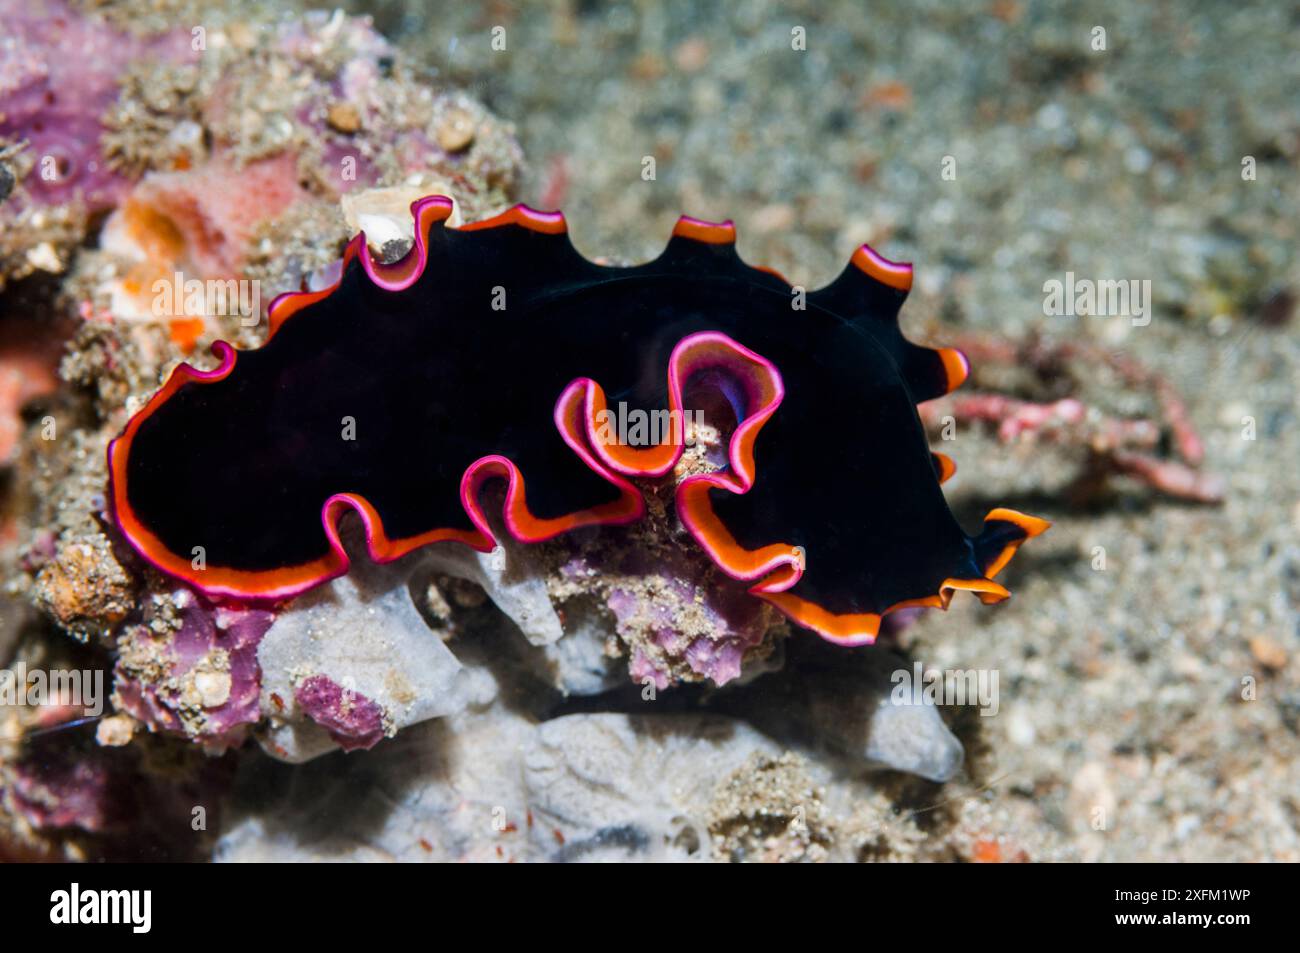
(109, 195), (1048, 645)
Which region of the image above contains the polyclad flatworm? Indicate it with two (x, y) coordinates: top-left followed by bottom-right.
(109, 195), (1048, 645)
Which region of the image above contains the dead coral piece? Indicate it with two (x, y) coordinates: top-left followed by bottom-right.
(920, 330), (1225, 503)
(32, 535), (136, 642)
(101, 61), (206, 177)
(841, 796), (927, 862)
(707, 752), (833, 862)
(1107, 449), (1226, 505)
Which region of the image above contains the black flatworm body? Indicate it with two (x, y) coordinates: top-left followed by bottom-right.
(110, 197), (1047, 644)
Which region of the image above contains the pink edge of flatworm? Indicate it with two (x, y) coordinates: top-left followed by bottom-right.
(851, 243), (914, 292)
(665, 338), (834, 632)
(582, 330), (775, 480)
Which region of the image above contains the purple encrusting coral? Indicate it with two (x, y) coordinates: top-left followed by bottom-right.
(0, 0), (193, 209)
(7, 749), (126, 833)
(564, 548), (775, 689)
(293, 675), (387, 752)
(112, 589), (274, 750)
(3, 734), (235, 859)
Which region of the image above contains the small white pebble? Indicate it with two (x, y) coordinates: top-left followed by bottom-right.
(194, 670), (232, 708)
(1007, 709), (1036, 746)
(96, 714), (137, 747)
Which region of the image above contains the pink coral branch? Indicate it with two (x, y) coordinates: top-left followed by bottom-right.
(923, 330), (1223, 504)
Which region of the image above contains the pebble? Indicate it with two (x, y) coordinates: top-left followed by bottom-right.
(1248, 635), (1287, 671)
(436, 108), (476, 152)
(673, 38), (710, 73)
(751, 203), (796, 234)
(326, 102), (361, 134)
(25, 242), (64, 273)
(195, 670), (233, 708)
(95, 714), (137, 747)
(1007, 708), (1036, 746)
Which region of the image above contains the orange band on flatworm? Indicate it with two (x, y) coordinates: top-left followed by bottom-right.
(459, 456), (642, 544)
(457, 204), (567, 235)
(851, 244), (914, 292)
(672, 216), (736, 244)
(933, 451), (957, 484)
(107, 343), (352, 600)
(677, 480), (803, 580)
(981, 507), (1051, 579)
(759, 577), (1009, 646)
(938, 347), (970, 392)
(108, 343), (643, 602)
(582, 380), (682, 477)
